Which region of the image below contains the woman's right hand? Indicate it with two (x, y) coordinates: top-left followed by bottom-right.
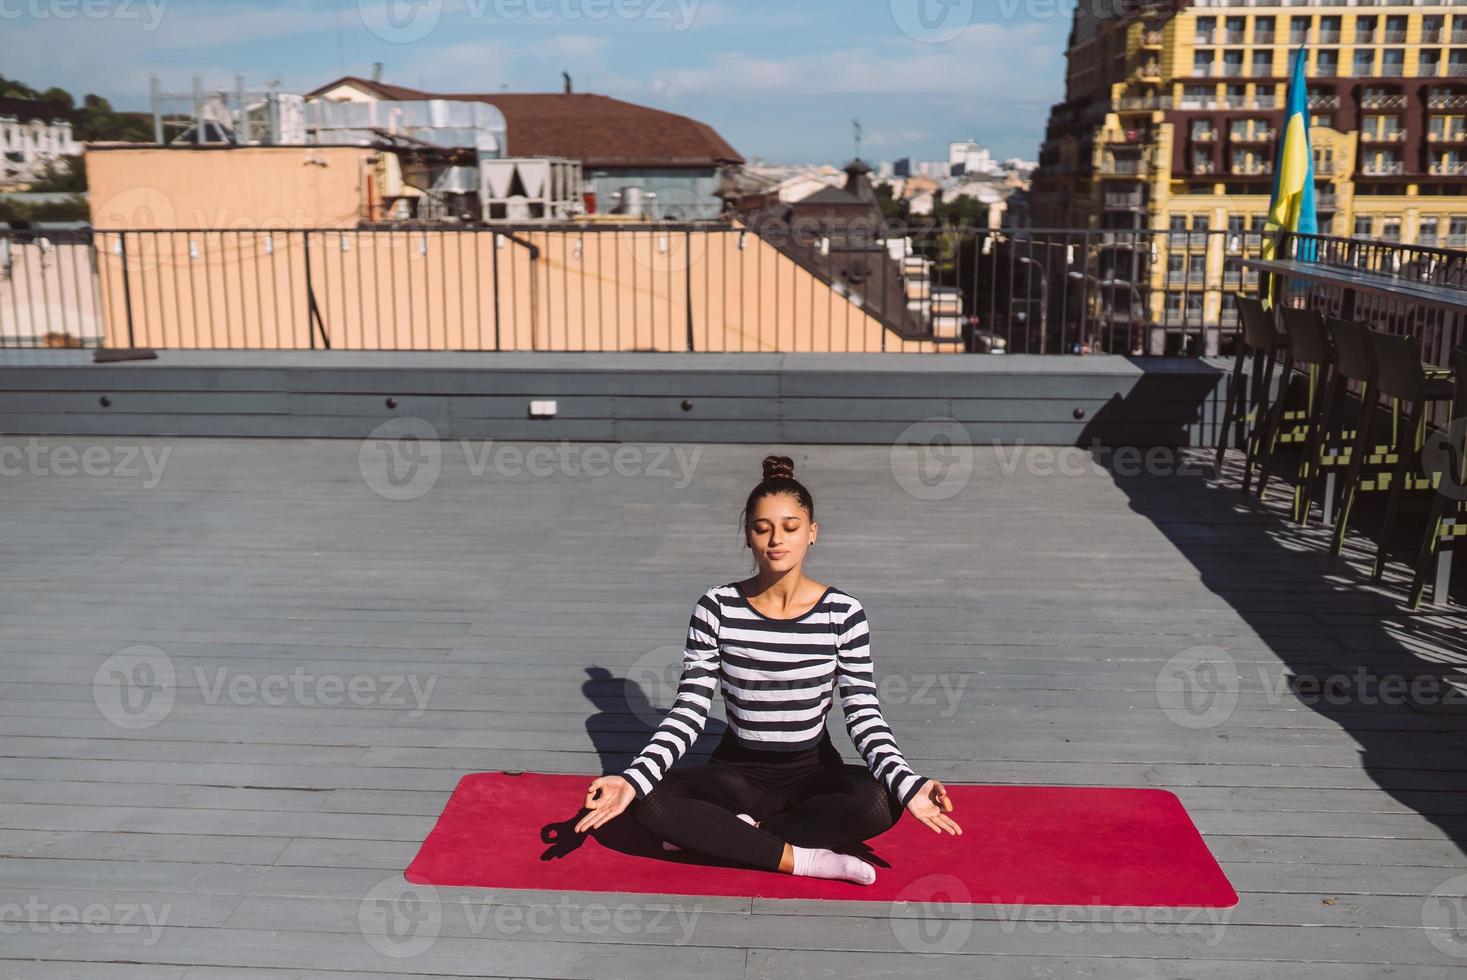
(574, 775), (636, 834)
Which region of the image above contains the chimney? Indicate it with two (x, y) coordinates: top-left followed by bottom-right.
(563, 71), (573, 94)
(843, 158), (876, 204)
(370, 62), (383, 82)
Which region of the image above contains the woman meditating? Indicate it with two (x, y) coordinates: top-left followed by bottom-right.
(574, 455), (962, 885)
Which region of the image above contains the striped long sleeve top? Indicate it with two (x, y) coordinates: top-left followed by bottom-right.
(619, 582), (928, 809)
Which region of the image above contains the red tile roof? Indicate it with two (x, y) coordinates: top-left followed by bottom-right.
(306, 76), (743, 169)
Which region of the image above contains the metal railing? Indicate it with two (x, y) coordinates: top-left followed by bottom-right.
(24, 223), (1467, 360)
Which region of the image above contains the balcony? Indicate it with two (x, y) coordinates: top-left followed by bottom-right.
(1428, 92), (1467, 109)
(1115, 95), (1173, 111)
(1317, 30), (1340, 43)
(1141, 29), (1164, 47)
(1316, 62), (1340, 77)
(1423, 28), (1445, 43)
(1379, 63), (1406, 78)
(1103, 191), (1146, 210)
(1361, 130), (1407, 142)
(1254, 30), (1275, 44)
(1356, 31), (1377, 44)
(1098, 158), (1154, 177)
(1231, 161), (1273, 175)
(1230, 130), (1276, 143)
(1221, 63), (1245, 77)
(1134, 63), (1163, 82)
(1194, 30), (1216, 44)
(1289, 31), (1311, 45)
(1450, 64), (1467, 78)
(1361, 94), (1407, 109)
(1453, 30), (1467, 43)
(1430, 160), (1467, 175)
(1362, 160), (1406, 175)
(1383, 29), (1407, 43)
(1309, 94), (1341, 110)
(1223, 29), (1246, 43)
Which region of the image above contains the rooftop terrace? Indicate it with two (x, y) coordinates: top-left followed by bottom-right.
(3, 433), (1467, 977)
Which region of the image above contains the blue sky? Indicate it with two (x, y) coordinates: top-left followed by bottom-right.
(5, 0), (1073, 164)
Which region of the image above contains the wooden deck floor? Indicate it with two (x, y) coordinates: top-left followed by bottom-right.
(3, 434), (1467, 978)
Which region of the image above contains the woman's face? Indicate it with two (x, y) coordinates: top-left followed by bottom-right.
(745, 492), (817, 573)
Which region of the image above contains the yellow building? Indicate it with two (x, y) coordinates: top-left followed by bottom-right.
(1033, 0), (1467, 352)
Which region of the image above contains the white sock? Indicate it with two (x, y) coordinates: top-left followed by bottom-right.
(790, 845), (877, 885)
(663, 812), (757, 851)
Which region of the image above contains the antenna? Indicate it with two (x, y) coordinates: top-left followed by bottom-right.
(852, 118), (863, 160)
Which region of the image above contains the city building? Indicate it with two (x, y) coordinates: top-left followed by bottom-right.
(306, 76), (744, 220)
(1032, 0), (1467, 347)
(0, 97), (83, 188)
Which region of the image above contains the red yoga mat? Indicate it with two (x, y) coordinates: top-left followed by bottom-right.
(404, 772), (1237, 907)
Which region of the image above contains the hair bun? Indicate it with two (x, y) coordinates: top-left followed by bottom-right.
(762, 454), (795, 481)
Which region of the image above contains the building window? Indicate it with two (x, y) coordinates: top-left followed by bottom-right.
(1355, 16), (1377, 44)
(1196, 16), (1216, 44)
(1455, 15), (1467, 43)
(1353, 50), (1375, 77)
(1420, 218), (1440, 246)
(1182, 84), (1216, 109)
(1425, 14), (1445, 44)
(1194, 51), (1216, 77)
(1450, 217), (1467, 245)
(1223, 50), (1245, 77)
(1354, 216), (1373, 237)
(1382, 49), (1405, 77)
(1290, 15), (1311, 44)
(1255, 16), (1275, 43)
(1382, 219), (1401, 242)
(1423, 49), (1443, 77)
(1253, 50), (1274, 76)
(1317, 49), (1339, 76)
(1194, 214), (1211, 232)
(1170, 214), (1188, 232)
(1385, 15), (1407, 43)
(1451, 50), (1467, 77)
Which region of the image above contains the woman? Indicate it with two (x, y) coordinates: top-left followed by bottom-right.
(574, 455), (961, 885)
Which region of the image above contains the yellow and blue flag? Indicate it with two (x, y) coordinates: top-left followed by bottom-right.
(1262, 46), (1318, 267)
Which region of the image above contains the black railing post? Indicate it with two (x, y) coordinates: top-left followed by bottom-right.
(117, 231), (137, 348)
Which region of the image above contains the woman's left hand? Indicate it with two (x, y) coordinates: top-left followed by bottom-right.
(906, 778), (963, 836)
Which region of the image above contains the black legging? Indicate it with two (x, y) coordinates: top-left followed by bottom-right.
(632, 728), (907, 871)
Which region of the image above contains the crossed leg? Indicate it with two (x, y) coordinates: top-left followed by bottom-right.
(758, 763), (905, 850)
(631, 763), (788, 871)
